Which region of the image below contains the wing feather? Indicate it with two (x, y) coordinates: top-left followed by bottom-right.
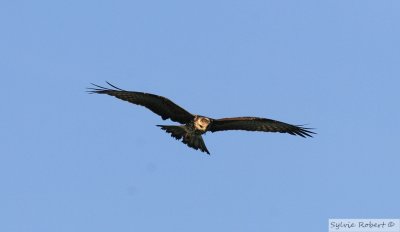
(209, 117), (315, 138)
(88, 82), (194, 124)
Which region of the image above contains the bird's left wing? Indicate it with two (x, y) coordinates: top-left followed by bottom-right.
(88, 82), (194, 124)
(209, 117), (315, 138)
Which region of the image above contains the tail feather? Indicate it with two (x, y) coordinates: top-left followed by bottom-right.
(157, 125), (210, 155)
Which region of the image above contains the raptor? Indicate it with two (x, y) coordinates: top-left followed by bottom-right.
(88, 82), (315, 154)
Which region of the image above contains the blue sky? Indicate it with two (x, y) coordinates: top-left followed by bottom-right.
(1, 0), (399, 231)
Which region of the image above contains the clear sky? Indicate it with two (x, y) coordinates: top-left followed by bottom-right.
(1, 0), (399, 231)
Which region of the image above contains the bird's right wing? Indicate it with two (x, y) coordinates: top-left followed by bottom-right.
(88, 82), (194, 124)
(209, 117), (315, 137)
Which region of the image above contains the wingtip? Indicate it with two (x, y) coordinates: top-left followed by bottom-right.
(86, 82), (110, 94)
(106, 81), (125, 91)
(86, 81), (126, 93)
(299, 128), (316, 138)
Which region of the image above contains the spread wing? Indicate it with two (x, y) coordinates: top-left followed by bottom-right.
(88, 82), (194, 124)
(209, 117), (315, 138)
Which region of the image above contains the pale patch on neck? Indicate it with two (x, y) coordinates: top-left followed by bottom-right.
(194, 116), (211, 131)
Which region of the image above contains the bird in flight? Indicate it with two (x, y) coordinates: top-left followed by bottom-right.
(88, 82), (315, 154)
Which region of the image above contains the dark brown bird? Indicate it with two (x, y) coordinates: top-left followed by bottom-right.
(88, 82), (315, 154)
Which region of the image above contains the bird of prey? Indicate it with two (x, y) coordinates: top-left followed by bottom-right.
(88, 82), (315, 155)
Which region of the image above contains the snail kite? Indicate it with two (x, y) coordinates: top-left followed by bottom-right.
(88, 82), (315, 155)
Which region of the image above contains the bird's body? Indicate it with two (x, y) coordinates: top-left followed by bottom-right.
(157, 115), (213, 153)
(88, 82), (315, 154)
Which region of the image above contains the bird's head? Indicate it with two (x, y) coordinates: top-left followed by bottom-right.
(194, 116), (211, 131)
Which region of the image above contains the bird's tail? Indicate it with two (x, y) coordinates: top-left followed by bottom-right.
(157, 125), (210, 155)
